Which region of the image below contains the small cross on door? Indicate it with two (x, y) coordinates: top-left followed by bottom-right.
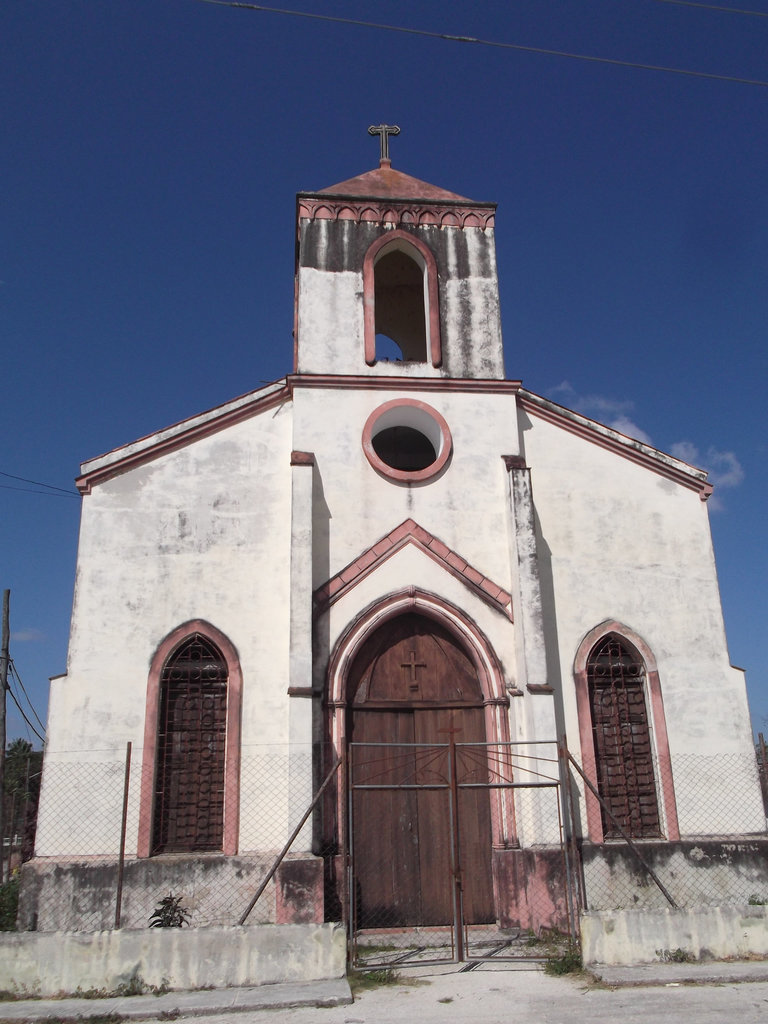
(401, 649), (427, 691)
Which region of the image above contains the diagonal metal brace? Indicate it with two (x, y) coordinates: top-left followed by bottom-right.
(239, 756), (341, 925)
(563, 746), (678, 909)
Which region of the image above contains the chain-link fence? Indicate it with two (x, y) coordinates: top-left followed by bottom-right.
(1, 746), (42, 886)
(12, 739), (768, 935)
(21, 743), (333, 933)
(565, 746), (768, 912)
(348, 740), (575, 966)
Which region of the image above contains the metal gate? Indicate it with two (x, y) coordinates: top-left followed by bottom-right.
(348, 738), (577, 967)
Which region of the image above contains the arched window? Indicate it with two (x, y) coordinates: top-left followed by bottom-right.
(363, 232), (442, 367)
(138, 621), (242, 857)
(587, 635), (660, 839)
(152, 634), (228, 853)
(374, 246), (426, 361)
(573, 621), (678, 843)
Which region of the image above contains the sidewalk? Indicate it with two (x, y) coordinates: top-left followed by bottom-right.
(0, 978), (353, 1022)
(1, 960), (768, 1022)
(590, 959), (768, 987)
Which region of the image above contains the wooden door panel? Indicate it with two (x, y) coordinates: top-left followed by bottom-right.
(351, 710), (422, 926)
(349, 613), (496, 929)
(413, 709), (455, 925)
(353, 614), (482, 706)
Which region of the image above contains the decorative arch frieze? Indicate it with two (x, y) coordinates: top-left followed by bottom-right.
(327, 588), (509, 709)
(297, 197), (495, 230)
(314, 518), (513, 621)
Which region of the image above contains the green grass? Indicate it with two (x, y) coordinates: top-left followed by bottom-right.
(348, 968), (402, 994)
(543, 943), (584, 976)
(0, 876), (19, 931)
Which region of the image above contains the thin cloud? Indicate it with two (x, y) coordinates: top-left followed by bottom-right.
(706, 449), (745, 490)
(547, 382), (653, 444)
(11, 628), (46, 644)
(546, 384), (745, 510)
(548, 386), (745, 506)
(670, 442), (745, 487)
(670, 441), (744, 510)
(605, 415), (653, 446)
(669, 441), (700, 465)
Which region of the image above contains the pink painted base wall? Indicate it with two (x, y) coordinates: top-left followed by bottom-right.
(492, 847), (571, 934)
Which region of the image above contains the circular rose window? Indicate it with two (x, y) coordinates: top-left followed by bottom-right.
(362, 399), (452, 482)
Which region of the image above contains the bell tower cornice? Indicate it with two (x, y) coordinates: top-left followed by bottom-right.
(296, 192), (496, 229)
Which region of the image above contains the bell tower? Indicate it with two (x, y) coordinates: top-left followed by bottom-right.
(294, 127), (505, 380)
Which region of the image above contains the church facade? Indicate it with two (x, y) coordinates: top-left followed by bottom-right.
(22, 147), (766, 940)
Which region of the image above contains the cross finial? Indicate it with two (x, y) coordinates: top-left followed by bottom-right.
(368, 124), (400, 166)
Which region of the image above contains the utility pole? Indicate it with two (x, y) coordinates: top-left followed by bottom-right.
(0, 590), (9, 883)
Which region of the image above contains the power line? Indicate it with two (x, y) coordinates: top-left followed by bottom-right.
(652, 0), (768, 18)
(193, 1), (768, 88)
(0, 470), (78, 496)
(0, 484), (79, 499)
(9, 661), (47, 736)
(6, 685), (45, 745)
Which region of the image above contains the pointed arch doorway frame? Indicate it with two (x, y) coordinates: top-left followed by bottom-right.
(326, 589), (517, 959)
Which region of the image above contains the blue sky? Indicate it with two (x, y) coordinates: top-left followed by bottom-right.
(3, 0), (767, 743)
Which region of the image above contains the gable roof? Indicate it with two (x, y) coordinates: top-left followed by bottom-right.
(517, 388), (713, 500)
(76, 379), (289, 494)
(74, 375), (713, 501)
(316, 164), (475, 203)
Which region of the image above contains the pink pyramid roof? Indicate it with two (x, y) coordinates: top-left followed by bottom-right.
(317, 164), (475, 203)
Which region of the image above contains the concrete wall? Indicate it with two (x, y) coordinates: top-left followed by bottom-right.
(581, 838), (768, 911)
(0, 923), (346, 997)
(581, 905), (768, 965)
(18, 853), (325, 933)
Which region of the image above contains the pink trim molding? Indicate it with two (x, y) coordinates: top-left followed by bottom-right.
(518, 390), (713, 501)
(313, 518), (513, 620)
(77, 383), (289, 494)
(362, 231), (442, 368)
(298, 195), (496, 230)
(290, 451), (315, 466)
(290, 375), (522, 394)
(572, 620), (679, 843)
(137, 620), (243, 858)
(362, 398), (452, 483)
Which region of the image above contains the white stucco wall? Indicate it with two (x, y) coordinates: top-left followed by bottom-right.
(292, 385), (519, 592)
(38, 400), (296, 857)
(518, 405), (764, 835)
(296, 224), (505, 379)
(0, 923), (346, 996)
(36, 378), (763, 861)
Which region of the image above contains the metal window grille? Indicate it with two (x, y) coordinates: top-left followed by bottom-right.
(587, 636), (661, 838)
(152, 634), (228, 854)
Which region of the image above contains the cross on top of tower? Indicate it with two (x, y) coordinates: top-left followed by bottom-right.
(368, 124), (400, 166)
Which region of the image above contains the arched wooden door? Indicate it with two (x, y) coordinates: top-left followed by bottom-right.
(348, 613), (495, 928)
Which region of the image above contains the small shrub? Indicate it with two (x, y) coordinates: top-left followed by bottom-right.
(0, 875), (20, 931)
(747, 894), (768, 906)
(656, 947), (694, 963)
(74, 973), (169, 1000)
(544, 944), (583, 975)
(149, 893), (190, 929)
(349, 968), (401, 994)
